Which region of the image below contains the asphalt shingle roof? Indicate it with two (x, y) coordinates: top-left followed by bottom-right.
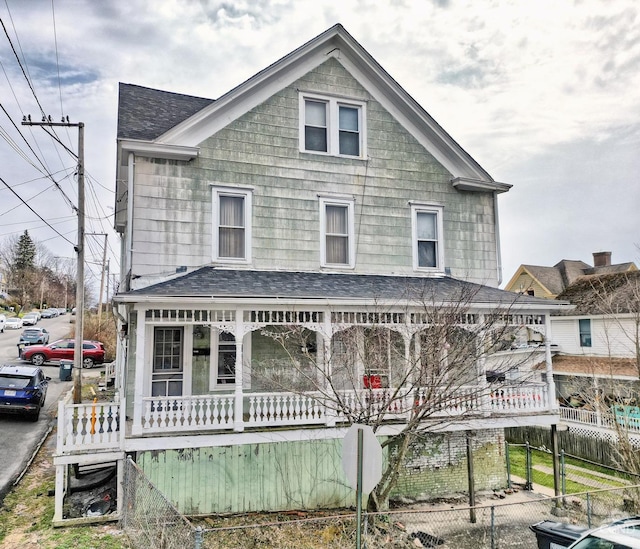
(120, 267), (562, 307)
(117, 83), (214, 141)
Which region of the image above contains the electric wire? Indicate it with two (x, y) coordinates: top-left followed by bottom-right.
(0, 174), (74, 245)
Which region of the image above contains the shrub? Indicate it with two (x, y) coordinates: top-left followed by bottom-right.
(70, 311), (117, 362)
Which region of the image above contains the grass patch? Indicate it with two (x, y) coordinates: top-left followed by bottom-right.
(509, 446), (631, 493)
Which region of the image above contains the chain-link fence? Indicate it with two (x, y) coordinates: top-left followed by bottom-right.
(121, 456), (640, 548)
(121, 457), (200, 549)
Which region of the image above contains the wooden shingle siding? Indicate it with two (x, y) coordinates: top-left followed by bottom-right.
(130, 58), (498, 284)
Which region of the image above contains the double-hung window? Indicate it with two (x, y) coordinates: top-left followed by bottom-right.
(579, 319), (592, 347)
(411, 204), (445, 272)
(300, 93), (365, 158)
(212, 187), (252, 263)
(320, 196), (355, 268)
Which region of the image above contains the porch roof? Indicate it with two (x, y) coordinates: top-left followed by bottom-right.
(116, 268), (569, 310)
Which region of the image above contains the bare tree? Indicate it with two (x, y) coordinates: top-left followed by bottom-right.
(251, 281), (545, 511)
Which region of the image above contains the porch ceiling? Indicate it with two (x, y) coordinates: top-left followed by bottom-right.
(116, 268), (568, 311)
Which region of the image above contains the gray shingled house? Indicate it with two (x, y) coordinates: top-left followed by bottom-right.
(52, 25), (569, 521)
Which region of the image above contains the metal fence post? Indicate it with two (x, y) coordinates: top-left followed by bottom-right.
(194, 526), (203, 549)
(587, 493), (592, 528)
(525, 441), (533, 490)
(560, 449), (566, 496)
(505, 441), (511, 489)
(490, 505), (496, 549)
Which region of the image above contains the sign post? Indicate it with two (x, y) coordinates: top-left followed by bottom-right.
(342, 424), (383, 549)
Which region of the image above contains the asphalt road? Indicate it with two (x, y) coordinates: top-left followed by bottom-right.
(0, 313), (76, 503)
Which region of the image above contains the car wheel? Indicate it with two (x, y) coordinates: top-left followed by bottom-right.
(83, 357), (94, 369)
(30, 408), (40, 422)
(31, 354), (45, 366)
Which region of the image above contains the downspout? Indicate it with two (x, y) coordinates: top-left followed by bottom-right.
(493, 191), (503, 286)
(126, 152), (135, 288)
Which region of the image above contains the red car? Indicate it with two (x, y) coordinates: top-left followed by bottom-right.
(20, 338), (105, 368)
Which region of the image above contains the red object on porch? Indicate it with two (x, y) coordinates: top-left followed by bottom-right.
(363, 375), (382, 389)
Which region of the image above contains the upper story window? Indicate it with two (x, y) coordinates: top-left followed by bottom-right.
(212, 186), (252, 263)
(411, 204), (445, 272)
(320, 196), (355, 268)
(300, 93), (366, 158)
(579, 319), (592, 347)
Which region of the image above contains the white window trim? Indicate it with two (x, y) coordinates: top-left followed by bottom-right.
(211, 186), (252, 264)
(320, 196), (355, 269)
(299, 92), (367, 158)
(411, 203), (445, 272)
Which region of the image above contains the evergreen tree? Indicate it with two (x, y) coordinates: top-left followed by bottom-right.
(14, 230), (36, 271)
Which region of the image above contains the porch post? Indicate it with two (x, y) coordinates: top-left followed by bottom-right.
(324, 309), (336, 427)
(477, 323), (491, 415)
(544, 314), (557, 412)
(132, 307), (146, 435)
(234, 310), (245, 432)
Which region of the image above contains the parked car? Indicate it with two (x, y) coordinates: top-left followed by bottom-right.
(20, 338), (106, 368)
(22, 312), (39, 326)
(17, 328), (50, 356)
(5, 317), (23, 329)
(41, 308), (59, 319)
(0, 365), (50, 421)
(0, 314), (5, 333)
(567, 517), (640, 548)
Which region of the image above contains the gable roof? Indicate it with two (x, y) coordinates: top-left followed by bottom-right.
(505, 257), (637, 298)
(117, 24), (508, 192)
(116, 267), (568, 311)
(554, 270), (640, 316)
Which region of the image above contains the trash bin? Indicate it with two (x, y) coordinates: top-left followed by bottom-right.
(530, 520), (588, 549)
(59, 360), (73, 381)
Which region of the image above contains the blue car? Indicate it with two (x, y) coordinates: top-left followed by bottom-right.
(0, 365), (50, 421)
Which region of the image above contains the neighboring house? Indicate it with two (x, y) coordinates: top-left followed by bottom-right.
(504, 252), (637, 299)
(52, 25), (569, 522)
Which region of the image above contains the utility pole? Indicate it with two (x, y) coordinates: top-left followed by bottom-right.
(88, 233), (108, 326)
(22, 116), (85, 404)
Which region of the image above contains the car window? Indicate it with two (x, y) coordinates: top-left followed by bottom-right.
(0, 375), (33, 388)
(82, 343), (96, 349)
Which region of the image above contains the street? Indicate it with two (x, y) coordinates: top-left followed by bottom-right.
(0, 313), (77, 502)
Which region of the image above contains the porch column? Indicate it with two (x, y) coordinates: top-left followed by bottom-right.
(132, 307), (146, 435)
(53, 464), (66, 523)
(544, 314), (557, 412)
(476, 325), (491, 415)
(324, 310), (336, 427)
(234, 310), (245, 432)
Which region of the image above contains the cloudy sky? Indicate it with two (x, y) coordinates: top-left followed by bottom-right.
(0, 0), (638, 299)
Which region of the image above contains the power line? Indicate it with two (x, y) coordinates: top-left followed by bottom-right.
(0, 174), (74, 245)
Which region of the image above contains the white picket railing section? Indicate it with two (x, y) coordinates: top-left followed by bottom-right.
(58, 383), (550, 453)
(559, 406), (640, 433)
(57, 397), (121, 454)
(141, 394), (235, 432)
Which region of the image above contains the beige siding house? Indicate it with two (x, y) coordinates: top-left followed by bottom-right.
(53, 25), (570, 522)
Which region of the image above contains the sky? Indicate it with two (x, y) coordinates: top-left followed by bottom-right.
(0, 0), (638, 300)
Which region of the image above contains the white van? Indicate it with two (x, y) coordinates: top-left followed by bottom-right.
(0, 314), (5, 333)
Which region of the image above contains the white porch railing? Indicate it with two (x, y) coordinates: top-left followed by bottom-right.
(559, 406), (640, 433)
(57, 397), (121, 454)
(57, 383), (550, 453)
(141, 394), (235, 432)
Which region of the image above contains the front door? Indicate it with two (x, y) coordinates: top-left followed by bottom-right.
(151, 327), (184, 396)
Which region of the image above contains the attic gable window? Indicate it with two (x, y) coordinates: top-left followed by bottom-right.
(212, 186), (252, 264)
(411, 204), (445, 272)
(300, 93), (365, 158)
